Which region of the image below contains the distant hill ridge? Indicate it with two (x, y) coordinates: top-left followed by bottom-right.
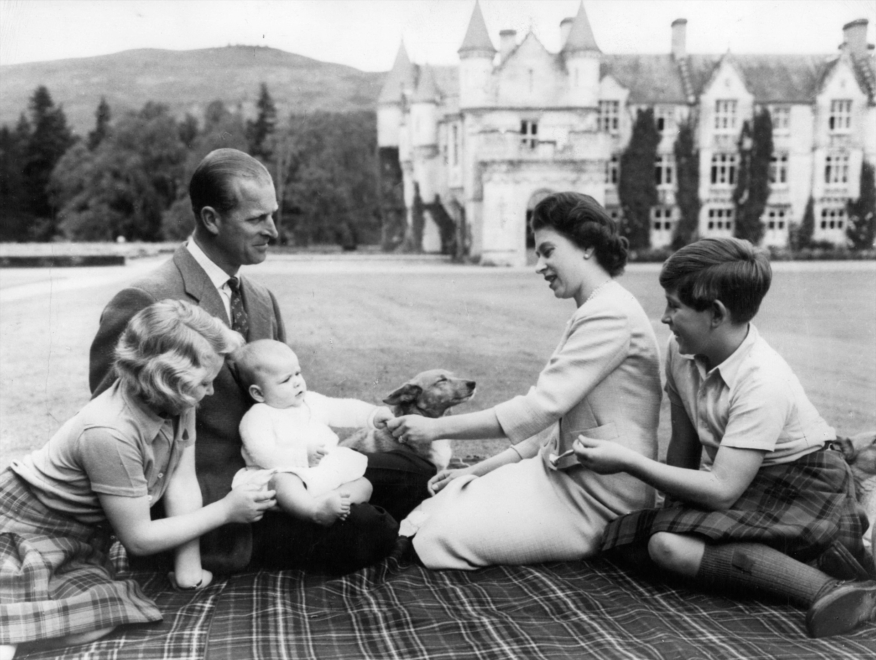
(0, 45), (387, 134)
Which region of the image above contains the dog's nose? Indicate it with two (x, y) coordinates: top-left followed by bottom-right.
(466, 381), (476, 390)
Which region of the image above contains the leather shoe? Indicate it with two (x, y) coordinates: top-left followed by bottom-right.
(805, 580), (876, 638)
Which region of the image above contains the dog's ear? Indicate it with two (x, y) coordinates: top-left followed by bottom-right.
(837, 436), (858, 462)
(384, 383), (422, 405)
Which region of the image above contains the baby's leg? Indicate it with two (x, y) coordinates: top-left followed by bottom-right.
(339, 477), (373, 505)
(1, 645), (16, 660)
(273, 473), (350, 527)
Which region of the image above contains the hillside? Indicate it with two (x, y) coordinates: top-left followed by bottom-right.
(0, 46), (387, 134)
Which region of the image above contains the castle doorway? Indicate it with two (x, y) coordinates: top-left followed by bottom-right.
(525, 189), (553, 247)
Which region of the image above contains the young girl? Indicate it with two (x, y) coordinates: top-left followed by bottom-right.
(0, 300), (276, 659)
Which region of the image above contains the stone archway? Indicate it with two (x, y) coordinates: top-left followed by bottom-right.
(525, 189), (553, 247)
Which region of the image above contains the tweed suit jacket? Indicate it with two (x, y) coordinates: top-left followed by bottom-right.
(89, 245), (286, 572)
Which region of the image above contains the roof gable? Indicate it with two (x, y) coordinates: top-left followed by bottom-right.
(600, 55), (686, 104)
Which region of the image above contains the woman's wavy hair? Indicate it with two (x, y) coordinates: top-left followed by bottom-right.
(530, 192), (629, 276)
(659, 237), (772, 324)
(114, 299), (244, 414)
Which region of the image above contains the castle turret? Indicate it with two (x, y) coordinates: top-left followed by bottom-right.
(411, 65), (439, 150)
(562, 2), (601, 108)
(458, 1), (495, 109)
(378, 42), (415, 148)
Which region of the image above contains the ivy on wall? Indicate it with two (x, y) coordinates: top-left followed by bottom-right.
(733, 107), (773, 245)
(847, 160), (876, 250)
(672, 116), (700, 249)
(790, 197), (815, 250)
(618, 107), (659, 250)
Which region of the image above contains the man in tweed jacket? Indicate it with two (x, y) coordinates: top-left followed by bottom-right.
(89, 149), (406, 574)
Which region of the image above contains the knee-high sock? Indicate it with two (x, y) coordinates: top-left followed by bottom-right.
(696, 543), (832, 607)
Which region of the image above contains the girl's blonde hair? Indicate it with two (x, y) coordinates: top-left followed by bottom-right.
(114, 299), (244, 414)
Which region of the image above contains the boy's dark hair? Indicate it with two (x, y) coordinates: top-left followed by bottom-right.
(530, 192), (629, 276)
(659, 237), (771, 324)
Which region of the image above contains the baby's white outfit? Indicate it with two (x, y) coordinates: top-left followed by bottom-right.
(231, 392), (378, 496)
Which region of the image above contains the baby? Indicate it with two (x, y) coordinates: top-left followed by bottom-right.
(230, 340), (392, 526)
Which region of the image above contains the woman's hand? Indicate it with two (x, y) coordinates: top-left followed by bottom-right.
(222, 482), (276, 523)
(428, 466), (476, 494)
(573, 435), (635, 474)
(385, 415), (439, 446)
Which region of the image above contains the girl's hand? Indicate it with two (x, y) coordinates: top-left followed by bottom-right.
(168, 568), (214, 591)
(386, 415), (438, 446)
(428, 466), (475, 495)
(223, 483), (276, 523)
(573, 435), (633, 474)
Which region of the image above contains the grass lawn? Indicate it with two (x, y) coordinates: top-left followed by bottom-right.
(1, 256), (874, 470)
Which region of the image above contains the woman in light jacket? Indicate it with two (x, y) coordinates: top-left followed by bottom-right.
(387, 192), (662, 570)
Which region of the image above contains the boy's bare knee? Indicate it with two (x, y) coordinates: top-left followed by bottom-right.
(648, 532), (703, 576)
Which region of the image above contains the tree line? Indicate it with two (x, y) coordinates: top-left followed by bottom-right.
(617, 107), (875, 252)
(0, 84), (382, 247)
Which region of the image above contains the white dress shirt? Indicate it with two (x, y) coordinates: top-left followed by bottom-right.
(187, 239), (237, 320)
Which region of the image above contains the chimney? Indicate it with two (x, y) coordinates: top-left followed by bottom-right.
(671, 18), (687, 59)
(560, 17), (574, 47)
(843, 19), (869, 58)
(500, 29), (517, 60)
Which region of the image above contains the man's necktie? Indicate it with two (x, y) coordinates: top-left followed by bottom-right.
(227, 276), (249, 340)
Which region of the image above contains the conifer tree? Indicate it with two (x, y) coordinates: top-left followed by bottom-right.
(618, 107), (659, 250)
(87, 97), (111, 151)
(672, 116), (700, 249)
(0, 114), (32, 240)
(790, 197), (815, 250)
(22, 85), (75, 239)
(247, 83), (277, 161)
(847, 160), (876, 250)
(733, 108), (772, 244)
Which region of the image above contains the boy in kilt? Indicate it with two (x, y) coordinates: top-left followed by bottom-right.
(574, 237), (876, 638)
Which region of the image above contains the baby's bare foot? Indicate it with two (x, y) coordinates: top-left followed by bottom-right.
(311, 492), (351, 526)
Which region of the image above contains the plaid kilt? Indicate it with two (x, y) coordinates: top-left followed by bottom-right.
(601, 446), (867, 564)
(0, 469), (162, 645)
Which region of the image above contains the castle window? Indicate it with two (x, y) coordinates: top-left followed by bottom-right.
(770, 105), (790, 133)
(710, 153), (737, 186)
(824, 153), (849, 185)
(819, 207), (847, 230)
(651, 207), (675, 231)
(520, 120), (538, 149)
(714, 100), (737, 133)
(769, 152), (789, 186)
(829, 100), (852, 133)
(599, 101), (620, 134)
(655, 154), (675, 187)
(451, 124), (460, 166)
(707, 207), (735, 232)
(655, 107), (675, 134)
(606, 154), (619, 185)
(765, 207), (788, 230)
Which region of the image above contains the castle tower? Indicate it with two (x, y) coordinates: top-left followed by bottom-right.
(377, 42), (415, 148)
(458, 1), (496, 109)
(562, 2), (601, 108)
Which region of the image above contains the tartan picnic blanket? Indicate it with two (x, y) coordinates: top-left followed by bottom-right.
(16, 548), (876, 660)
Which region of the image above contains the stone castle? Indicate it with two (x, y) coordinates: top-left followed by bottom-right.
(376, 1), (875, 265)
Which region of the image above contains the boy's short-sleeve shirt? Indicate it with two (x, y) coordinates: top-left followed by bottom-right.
(664, 324), (834, 465)
(11, 380), (196, 524)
